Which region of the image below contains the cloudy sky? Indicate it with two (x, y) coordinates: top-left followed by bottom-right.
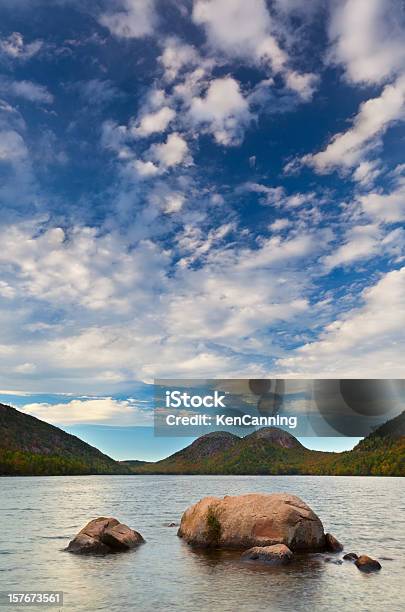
(0, 0), (404, 453)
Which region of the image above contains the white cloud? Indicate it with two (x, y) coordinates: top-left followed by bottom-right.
(99, 0), (156, 39)
(329, 0), (405, 85)
(246, 183), (285, 204)
(0, 219), (333, 388)
(2, 79), (53, 104)
(22, 397), (152, 426)
(359, 181), (405, 223)
(277, 267), (405, 377)
(0, 130), (28, 162)
(159, 37), (200, 82)
(167, 256), (311, 345)
(236, 231), (329, 271)
(192, 0), (318, 99)
(0, 1), (403, 394)
(149, 132), (190, 168)
(284, 70), (319, 102)
(189, 76), (250, 145)
(284, 192), (316, 208)
(245, 182), (316, 208)
(0, 98), (24, 129)
(298, 2), (405, 185)
(0, 127), (35, 210)
(163, 192), (185, 213)
(302, 76), (405, 173)
(14, 362), (36, 374)
(101, 120), (132, 159)
(172, 66), (211, 105)
(0, 280), (15, 299)
(0, 32), (42, 61)
(102, 121), (190, 177)
(322, 224), (381, 271)
(132, 159), (160, 177)
(353, 160), (381, 186)
(176, 222), (235, 267)
(0, 223), (168, 312)
(132, 179), (187, 220)
(193, 0), (284, 68)
(132, 106), (176, 137)
(270, 218), (291, 232)
(78, 79), (120, 107)
(0, 389), (31, 396)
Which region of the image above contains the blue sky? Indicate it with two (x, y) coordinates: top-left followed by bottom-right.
(0, 0), (404, 459)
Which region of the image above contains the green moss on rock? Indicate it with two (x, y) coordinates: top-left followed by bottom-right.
(206, 506), (221, 545)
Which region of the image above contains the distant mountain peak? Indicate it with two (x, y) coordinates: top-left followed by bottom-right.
(244, 427), (303, 449)
(157, 430), (240, 464)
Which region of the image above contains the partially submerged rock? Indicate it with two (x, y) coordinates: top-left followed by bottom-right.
(325, 533), (343, 553)
(355, 555), (382, 572)
(324, 557), (343, 565)
(241, 544), (293, 565)
(343, 552), (358, 561)
(178, 493), (326, 552)
(66, 517), (144, 555)
(66, 532), (111, 555)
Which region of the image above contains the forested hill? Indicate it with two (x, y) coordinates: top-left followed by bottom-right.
(0, 403), (129, 476)
(1, 401), (404, 477)
(125, 413), (405, 476)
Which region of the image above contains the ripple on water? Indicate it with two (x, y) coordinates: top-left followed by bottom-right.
(0, 475), (403, 612)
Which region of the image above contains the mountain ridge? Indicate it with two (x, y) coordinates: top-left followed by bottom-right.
(125, 412), (405, 476)
(1, 402), (404, 476)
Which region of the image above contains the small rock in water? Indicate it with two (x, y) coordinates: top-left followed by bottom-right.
(355, 555), (382, 572)
(324, 557), (343, 565)
(241, 544), (293, 565)
(166, 522), (178, 527)
(343, 552), (358, 561)
(325, 533), (343, 553)
(66, 517), (144, 555)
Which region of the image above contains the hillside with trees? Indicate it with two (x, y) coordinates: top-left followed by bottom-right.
(0, 403), (129, 476)
(1, 401), (403, 476)
(125, 413), (405, 476)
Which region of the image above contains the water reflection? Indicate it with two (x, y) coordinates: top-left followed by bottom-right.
(0, 475), (403, 612)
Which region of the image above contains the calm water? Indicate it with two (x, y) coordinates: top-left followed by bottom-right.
(0, 476), (404, 612)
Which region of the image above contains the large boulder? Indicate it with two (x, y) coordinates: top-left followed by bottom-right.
(241, 544), (293, 565)
(178, 493), (326, 551)
(66, 517), (144, 555)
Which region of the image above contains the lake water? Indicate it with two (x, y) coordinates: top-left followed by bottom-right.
(0, 476), (404, 612)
